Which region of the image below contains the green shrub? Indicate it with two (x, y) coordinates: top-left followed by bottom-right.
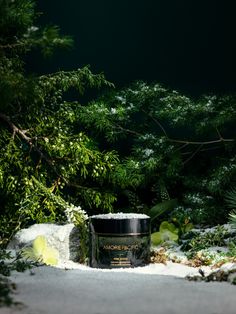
(77, 81), (236, 225)
(0, 0), (140, 246)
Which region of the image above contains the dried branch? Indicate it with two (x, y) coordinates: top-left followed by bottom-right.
(113, 124), (143, 136)
(168, 138), (234, 145)
(0, 113), (31, 141)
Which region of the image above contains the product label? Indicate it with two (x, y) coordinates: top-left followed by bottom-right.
(95, 235), (150, 268)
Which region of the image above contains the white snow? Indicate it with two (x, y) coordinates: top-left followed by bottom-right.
(89, 213), (150, 219)
(55, 260), (205, 278)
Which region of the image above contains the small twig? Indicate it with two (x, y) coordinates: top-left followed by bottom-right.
(0, 42), (27, 49)
(141, 109), (169, 137)
(216, 127), (223, 140)
(168, 138), (234, 145)
(0, 113), (31, 142)
(174, 142), (189, 153)
(183, 144), (203, 164)
(181, 146), (222, 156)
(113, 124), (143, 136)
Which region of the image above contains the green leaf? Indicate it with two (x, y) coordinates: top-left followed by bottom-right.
(159, 221), (178, 234)
(151, 232), (162, 245)
(151, 221), (179, 245)
(149, 199), (178, 221)
(184, 223), (194, 233)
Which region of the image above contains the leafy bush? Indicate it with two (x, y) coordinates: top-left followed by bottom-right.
(181, 225), (233, 254)
(225, 187), (236, 227)
(77, 81), (236, 225)
(0, 249), (38, 307)
(1, 0), (236, 250)
(0, 0), (140, 247)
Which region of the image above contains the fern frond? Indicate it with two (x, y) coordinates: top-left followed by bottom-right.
(225, 187), (236, 209)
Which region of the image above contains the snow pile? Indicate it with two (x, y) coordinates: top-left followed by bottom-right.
(89, 213), (150, 219)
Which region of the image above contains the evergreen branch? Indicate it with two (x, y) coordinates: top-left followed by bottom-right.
(0, 42), (28, 49)
(0, 113), (94, 193)
(0, 112), (62, 178)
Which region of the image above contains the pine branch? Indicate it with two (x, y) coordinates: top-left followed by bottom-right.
(0, 41), (29, 50)
(0, 112), (61, 178)
(0, 112), (93, 192)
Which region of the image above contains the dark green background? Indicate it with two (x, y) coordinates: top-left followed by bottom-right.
(32, 0), (236, 95)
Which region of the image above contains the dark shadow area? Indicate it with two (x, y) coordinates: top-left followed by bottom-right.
(26, 0), (236, 96)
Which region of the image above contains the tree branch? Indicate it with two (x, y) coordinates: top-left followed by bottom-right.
(113, 124), (143, 136)
(168, 138), (234, 145)
(0, 112), (61, 176)
(0, 112), (90, 190)
(0, 113), (31, 141)
(0, 41), (29, 50)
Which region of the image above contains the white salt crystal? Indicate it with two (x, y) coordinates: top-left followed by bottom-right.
(89, 213), (150, 219)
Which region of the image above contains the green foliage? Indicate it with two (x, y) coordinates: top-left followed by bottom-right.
(0, 0), (73, 56)
(0, 276), (15, 307)
(0, 249), (38, 307)
(1, 0), (236, 250)
(181, 225), (231, 254)
(64, 204), (89, 262)
(77, 81), (236, 225)
(0, 250), (37, 277)
(225, 187), (236, 227)
(0, 0), (137, 247)
(149, 199), (177, 222)
(151, 221), (179, 245)
(169, 206), (194, 236)
(226, 241), (236, 258)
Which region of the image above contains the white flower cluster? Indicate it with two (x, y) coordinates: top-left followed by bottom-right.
(126, 103), (134, 110)
(23, 26), (39, 38)
(110, 108), (117, 114)
(65, 204), (88, 224)
(143, 148), (154, 157)
(115, 95), (126, 104)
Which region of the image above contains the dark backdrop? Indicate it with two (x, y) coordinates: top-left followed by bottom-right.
(30, 0), (236, 95)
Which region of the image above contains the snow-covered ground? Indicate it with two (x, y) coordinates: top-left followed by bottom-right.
(55, 259), (209, 277)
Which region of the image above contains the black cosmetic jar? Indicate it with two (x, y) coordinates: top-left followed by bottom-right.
(89, 213), (151, 268)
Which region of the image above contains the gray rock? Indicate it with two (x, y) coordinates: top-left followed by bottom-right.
(7, 223), (81, 262)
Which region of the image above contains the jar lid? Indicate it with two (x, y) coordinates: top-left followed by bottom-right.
(89, 213), (150, 235)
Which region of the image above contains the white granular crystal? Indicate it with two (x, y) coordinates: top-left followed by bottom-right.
(89, 213), (150, 219)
